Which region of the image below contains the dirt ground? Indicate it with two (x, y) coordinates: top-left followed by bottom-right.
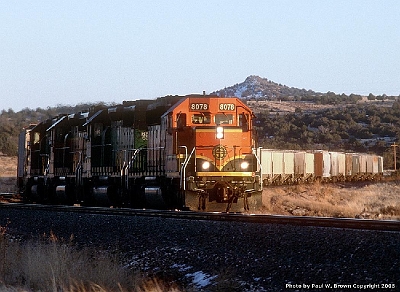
(0, 155), (18, 193)
(1, 156), (399, 219)
(261, 181), (400, 220)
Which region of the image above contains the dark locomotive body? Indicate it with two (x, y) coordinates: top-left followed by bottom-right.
(17, 95), (262, 212)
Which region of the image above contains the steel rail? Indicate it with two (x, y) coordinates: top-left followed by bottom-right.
(0, 193), (15, 199)
(0, 202), (399, 232)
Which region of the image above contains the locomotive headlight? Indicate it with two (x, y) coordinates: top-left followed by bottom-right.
(240, 161), (250, 170)
(216, 126), (224, 139)
(202, 161), (210, 170)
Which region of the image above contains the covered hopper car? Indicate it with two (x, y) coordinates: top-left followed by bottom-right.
(258, 149), (383, 185)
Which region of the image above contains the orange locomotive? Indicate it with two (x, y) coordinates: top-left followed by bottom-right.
(159, 95), (261, 211)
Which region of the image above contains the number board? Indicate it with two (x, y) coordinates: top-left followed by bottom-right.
(219, 103), (235, 111)
(190, 103), (209, 111)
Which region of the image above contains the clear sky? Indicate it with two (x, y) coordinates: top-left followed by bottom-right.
(1, 0), (399, 111)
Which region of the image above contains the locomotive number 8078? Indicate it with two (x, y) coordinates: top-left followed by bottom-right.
(219, 103), (235, 111)
(190, 103), (209, 111)
(17, 94), (262, 212)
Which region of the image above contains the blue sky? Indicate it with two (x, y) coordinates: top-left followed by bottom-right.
(1, 0), (399, 111)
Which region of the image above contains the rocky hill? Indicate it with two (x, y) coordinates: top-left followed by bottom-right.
(212, 75), (320, 99)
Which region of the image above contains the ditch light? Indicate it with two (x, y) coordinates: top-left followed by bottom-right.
(216, 126), (224, 139)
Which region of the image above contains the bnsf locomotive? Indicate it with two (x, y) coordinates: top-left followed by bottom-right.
(17, 95), (262, 212)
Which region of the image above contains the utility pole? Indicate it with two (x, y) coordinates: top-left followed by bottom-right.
(391, 143), (398, 171)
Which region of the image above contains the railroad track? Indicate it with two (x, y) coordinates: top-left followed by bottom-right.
(0, 193), (16, 199)
(1, 202), (399, 232)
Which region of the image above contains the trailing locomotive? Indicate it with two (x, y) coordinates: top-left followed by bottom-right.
(17, 94), (262, 212)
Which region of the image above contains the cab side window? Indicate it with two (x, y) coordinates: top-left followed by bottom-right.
(239, 113), (249, 132)
(177, 113), (186, 130)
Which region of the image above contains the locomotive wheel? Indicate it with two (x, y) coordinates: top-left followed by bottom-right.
(198, 191), (207, 211)
(225, 192), (240, 213)
(243, 193), (249, 211)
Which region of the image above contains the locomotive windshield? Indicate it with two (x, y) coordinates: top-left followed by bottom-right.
(192, 113), (211, 124)
(215, 113), (233, 125)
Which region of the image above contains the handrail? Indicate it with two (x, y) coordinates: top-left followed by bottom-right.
(120, 149), (130, 190)
(252, 147), (263, 189)
(74, 151), (83, 186)
(125, 147), (166, 175)
(180, 147), (195, 191)
(127, 148), (141, 170)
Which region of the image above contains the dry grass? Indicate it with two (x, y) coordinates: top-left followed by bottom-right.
(0, 229), (181, 292)
(0, 156), (17, 177)
(0, 156), (17, 194)
(261, 181), (400, 220)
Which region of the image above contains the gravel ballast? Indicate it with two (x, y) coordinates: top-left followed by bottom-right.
(1, 208), (399, 291)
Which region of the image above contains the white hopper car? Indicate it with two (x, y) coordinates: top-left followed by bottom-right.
(258, 149), (383, 186)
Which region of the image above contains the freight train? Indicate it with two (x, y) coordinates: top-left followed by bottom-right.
(16, 94), (385, 213)
(17, 94), (262, 212)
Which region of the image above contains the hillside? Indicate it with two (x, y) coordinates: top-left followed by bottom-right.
(212, 75), (319, 99)
(212, 75), (398, 105)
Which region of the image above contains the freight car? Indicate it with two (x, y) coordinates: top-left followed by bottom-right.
(258, 149), (383, 185)
(17, 94), (262, 212)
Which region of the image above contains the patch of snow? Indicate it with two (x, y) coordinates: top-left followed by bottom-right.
(170, 263), (192, 272)
(185, 271), (217, 288)
(235, 84), (248, 98)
